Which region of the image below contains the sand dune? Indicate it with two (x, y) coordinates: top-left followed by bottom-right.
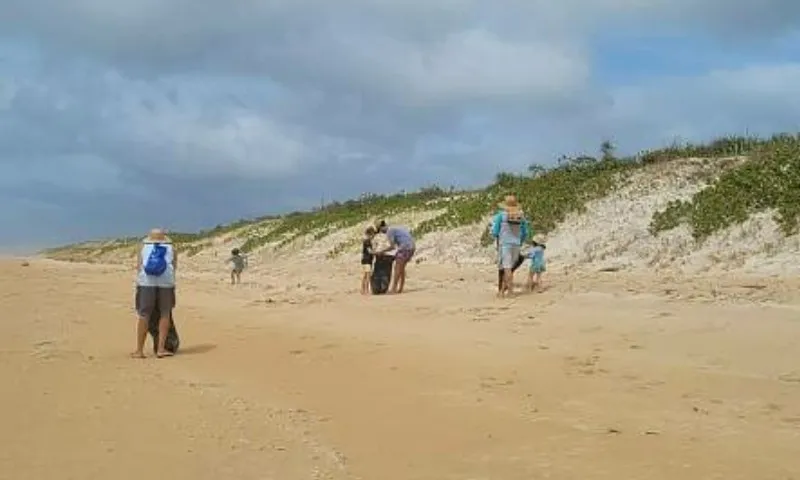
(44, 157), (800, 280)
(3, 257), (800, 479)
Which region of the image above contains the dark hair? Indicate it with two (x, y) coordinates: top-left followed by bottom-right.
(377, 220), (387, 229)
(231, 248), (240, 255)
(365, 226), (376, 235)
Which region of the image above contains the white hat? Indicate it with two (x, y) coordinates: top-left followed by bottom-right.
(143, 228), (172, 244)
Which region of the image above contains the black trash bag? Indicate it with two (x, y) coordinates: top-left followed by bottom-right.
(371, 254), (394, 295)
(148, 303), (180, 354)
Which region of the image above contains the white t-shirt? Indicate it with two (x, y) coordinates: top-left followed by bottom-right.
(136, 242), (176, 287)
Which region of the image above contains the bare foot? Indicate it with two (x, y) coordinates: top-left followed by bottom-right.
(156, 351), (174, 358)
(130, 351), (146, 359)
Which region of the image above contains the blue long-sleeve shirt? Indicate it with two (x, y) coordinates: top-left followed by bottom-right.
(491, 211), (530, 246)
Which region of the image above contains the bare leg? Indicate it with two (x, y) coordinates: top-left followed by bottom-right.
(503, 268), (514, 297)
(396, 262), (407, 293)
(230, 270), (236, 285)
(132, 317), (148, 358)
(156, 315), (173, 357)
(389, 263), (399, 293)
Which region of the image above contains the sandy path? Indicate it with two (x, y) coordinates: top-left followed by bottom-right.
(2, 258), (800, 479)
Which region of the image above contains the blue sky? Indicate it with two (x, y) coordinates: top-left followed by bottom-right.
(1, 0), (799, 250)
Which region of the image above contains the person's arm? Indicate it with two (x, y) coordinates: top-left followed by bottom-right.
(173, 249), (178, 272)
(490, 212), (502, 239)
(134, 249), (142, 273)
(376, 243), (394, 255)
(521, 219), (530, 243)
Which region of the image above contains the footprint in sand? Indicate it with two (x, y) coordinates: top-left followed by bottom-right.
(518, 316), (542, 327)
(564, 354), (606, 376)
(778, 372), (800, 384)
(781, 416), (800, 426)
(479, 376), (516, 390)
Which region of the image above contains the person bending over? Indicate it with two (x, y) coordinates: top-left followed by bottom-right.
(375, 220), (415, 294)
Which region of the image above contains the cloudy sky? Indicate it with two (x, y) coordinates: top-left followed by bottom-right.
(1, 1), (798, 249)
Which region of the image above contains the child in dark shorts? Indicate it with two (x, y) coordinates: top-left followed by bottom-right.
(360, 226), (376, 294)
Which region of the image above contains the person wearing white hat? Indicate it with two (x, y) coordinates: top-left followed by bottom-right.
(132, 228), (177, 358)
(491, 195), (530, 297)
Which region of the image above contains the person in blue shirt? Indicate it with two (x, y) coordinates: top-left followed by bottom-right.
(491, 195), (530, 297)
(490, 208), (527, 293)
(526, 234), (547, 292)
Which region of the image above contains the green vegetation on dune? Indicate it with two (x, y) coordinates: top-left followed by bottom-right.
(649, 133), (800, 240)
(44, 132), (800, 261)
(410, 155), (630, 245)
(239, 186), (458, 253)
(239, 132), (800, 253)
(637, 134), (764, 164)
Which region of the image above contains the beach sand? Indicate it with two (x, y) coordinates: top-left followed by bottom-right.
(2, 257), (800, 479)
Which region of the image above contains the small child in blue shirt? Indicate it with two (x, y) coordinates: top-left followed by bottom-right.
(526, 235), (547, 292)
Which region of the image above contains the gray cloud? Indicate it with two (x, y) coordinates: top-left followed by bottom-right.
(0, 1), (799, 248)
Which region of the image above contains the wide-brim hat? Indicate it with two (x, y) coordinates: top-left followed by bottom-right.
(143, 228), (172, 244)
(498, 194), (519, 210)
(499, 195), (524, 219)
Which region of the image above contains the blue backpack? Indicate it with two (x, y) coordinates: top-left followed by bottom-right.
(143, 243), (169, 276)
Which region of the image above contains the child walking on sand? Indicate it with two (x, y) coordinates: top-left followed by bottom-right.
(227, 248), (248, 285)
(527, 235), (547, 292)
(360, 226), (377, 294)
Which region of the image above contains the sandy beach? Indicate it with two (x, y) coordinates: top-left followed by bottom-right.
(3, 257), (800, 479)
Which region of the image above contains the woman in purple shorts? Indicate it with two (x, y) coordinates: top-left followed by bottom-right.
(375, 220), (415, 294)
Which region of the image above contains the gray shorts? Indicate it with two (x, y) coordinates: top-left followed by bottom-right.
(135, 286), (175, 320)
(498, 245), (521, 270)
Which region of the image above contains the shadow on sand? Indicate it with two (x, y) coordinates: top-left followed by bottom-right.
(179, 343), (217, 355)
